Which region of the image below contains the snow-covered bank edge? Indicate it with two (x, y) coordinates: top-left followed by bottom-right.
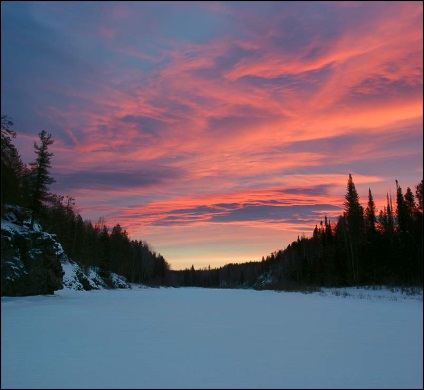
(314, 285), (423, 302)
(51, 283), (423, 304)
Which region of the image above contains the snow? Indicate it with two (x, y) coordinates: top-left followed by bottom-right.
(61, 261), (86, 290)
(61, 259), (130, 291)
(2, 211), (130, 291)
(1, 219), (26, 236)
(1, 216), (63, 257)
(1, 287), (422, 389)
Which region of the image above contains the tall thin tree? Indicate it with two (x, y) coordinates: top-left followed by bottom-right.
(343, 174), (364, 283)
(364, 188), (376, 236)
(415, 180), (423, 212)
(29, 130), (55, 228)
(1, 115), (28, 212)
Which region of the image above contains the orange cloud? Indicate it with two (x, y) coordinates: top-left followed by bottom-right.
(6, 1), (421, 270)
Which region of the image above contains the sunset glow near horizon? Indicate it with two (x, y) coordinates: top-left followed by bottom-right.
(1, 1), (422, 270)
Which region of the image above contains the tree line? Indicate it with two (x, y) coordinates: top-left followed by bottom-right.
(1, 115), (170, 285)
(169, 174), (422, 289)
(2, 115), (422, 289)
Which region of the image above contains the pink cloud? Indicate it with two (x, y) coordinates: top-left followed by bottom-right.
(9, 1), (421, 269)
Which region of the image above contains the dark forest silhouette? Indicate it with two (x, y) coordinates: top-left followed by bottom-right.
(2, 115), (423, 290)
(1, 116), (169, 286)
(171, 175), (422, 289)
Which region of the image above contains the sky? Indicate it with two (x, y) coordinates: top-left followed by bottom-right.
(1, 1), (423, 270)
(2, 286), (423, 388)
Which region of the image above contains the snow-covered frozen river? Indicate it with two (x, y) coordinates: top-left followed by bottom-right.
(1, 286), (422, 389)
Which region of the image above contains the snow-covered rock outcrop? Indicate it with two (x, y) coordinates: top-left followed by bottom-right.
(61, 260), (130, 291)
(1, 206), (64, 296)
(1, 205), (130, 296)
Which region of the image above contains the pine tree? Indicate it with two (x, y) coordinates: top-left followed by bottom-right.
(415, 180), (423, 212)
(364, 188), (376, 236)
(378, 193), (395, 235)
(109, 223), (131, 277)
(343, 174), (364, 283)
(29, 130), (55, 228)
(395, 180), (409, 233)
(324, 216), (333, 241)
(387, 193), (394, 234)
(1, 115), (28, 213)
(99, 225), (111, 273)
(344, 174), (364, 231)
(404, 187), (416, 222)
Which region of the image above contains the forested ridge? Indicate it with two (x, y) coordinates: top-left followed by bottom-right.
(172, 175), (423, 289)
(2, 115), (423, 291)
(1, 116), (170, 287)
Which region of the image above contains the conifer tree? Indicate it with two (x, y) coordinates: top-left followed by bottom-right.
(415, 180), (423, 212)
(99, 225), (111, 273)
(404, 187), (416, 221)
(364, 188), (376, 236)
(378, 193), (395, 235)
(344, 174), (364, 230)
(343, 174), (364, 283)
(1, 115), (28, 213)
(324, 216), (333, 241)
(387, 193), (394, 234)
(395, 180), (408, 233)
(29, 130), (55, 228)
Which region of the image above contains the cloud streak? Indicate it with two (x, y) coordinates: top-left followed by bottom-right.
(1, 1), (422, 269)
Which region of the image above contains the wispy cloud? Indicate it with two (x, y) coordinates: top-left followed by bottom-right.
(2, 1), (422, 269)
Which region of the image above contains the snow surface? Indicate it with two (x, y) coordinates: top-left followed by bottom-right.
(1, 287), (422, 389)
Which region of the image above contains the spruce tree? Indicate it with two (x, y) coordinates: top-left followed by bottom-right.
(29, 130), (55, 228)
(404, 187), (416, 222)
(343, 174), (364, 283)
(377, 193), (395, 236)
(415, 180), (423, 212)
(364, 188), (376, 236)
(395, 180), (408, 233)
(1, 116), (29, 213)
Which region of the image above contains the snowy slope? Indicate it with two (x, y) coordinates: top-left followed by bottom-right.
(61, 259), (130, 291)
(1, 205), (130, 294)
